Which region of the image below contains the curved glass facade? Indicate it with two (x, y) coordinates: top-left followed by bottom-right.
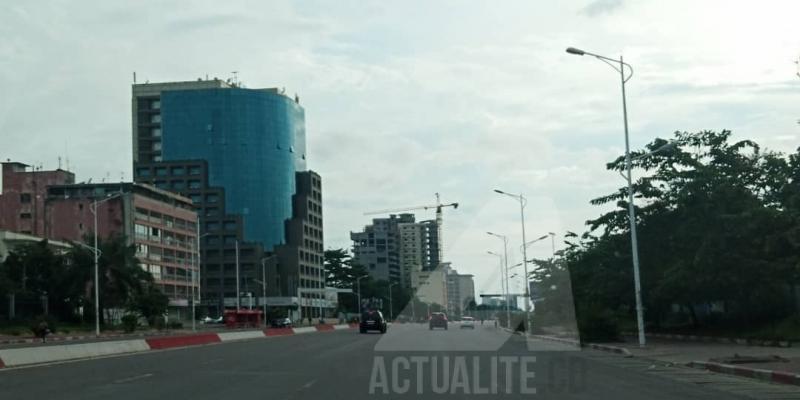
(160, 88), (306, 250)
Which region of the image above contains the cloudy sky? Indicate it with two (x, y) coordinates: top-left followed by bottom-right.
(2, 0), (799, 297)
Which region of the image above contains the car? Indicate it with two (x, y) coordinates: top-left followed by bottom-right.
(429, 312), (448, 330)
(360, 310), (387, 334)
(200, 316), (224, 324)
(271, 317), (292, 328)
(459, 316), (475, 329)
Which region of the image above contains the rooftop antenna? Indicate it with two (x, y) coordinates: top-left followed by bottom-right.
(58, 156), (62, 170)
(133, 71), (137, 84)
(231, 71), (238, 86)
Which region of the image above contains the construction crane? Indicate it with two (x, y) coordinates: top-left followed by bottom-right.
(364, 193), (459, 267)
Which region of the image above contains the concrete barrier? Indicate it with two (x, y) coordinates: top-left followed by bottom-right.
(292, 327), (317, 335)
(0, 339), (150, 367)
(0, 324), (356, 369)
(218, 331), (268, 342)
(145, 333), (220, 350)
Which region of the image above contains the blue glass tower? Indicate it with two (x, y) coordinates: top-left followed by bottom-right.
(159, 87), (306, 251)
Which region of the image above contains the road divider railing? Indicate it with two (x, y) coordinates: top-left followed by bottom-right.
(0, 323), (354, 369)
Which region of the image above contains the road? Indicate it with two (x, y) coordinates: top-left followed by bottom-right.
(0, 322), (792, 399)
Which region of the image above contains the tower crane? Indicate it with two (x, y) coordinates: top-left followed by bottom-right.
(364, 193), (459, 268)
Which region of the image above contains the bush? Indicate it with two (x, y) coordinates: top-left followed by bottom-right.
(167, 321), (183, 330)
(121, 314), (139, 333)
(577, 307), (620, 343)
(28, 315), (57, 336)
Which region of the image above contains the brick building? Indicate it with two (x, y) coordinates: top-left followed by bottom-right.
(0, 161), (75, 236)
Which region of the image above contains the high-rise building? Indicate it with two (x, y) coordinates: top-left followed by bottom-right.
(132, 79), (319, 316)
(271, 171), (325, 319)
(353, 214), (442, 288)
(351, 214), (415, 283)
(447, 268), (476, 317)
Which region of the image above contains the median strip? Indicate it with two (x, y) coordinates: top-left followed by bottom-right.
(0, 324), (354, 369)
(688, 361), (800, 387)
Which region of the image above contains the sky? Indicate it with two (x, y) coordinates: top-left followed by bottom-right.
(1, 0), (799, 299)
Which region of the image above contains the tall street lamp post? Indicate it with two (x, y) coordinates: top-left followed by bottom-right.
(89, 192), (123, 337)
(487, 231), (511, 327)
(259, 254), (277, 327)
(487, 251), (511, 325)
(356, 275), (369, 315)
(566, 46), (645, 347)
(388, 282), (397, 321)
(494, 189), (531, 334)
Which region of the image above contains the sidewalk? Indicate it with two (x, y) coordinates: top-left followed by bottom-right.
(618, 336), (800, 374)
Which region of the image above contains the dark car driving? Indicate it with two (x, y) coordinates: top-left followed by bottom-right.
(429, 312), (448, 330)
(359, 310), (387, 334)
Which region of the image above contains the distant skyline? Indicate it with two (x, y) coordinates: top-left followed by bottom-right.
(2, 1), (799, 297)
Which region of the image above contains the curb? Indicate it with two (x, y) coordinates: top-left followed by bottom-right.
(527, 334), (632, 357)
(624, 332), (793, 348)
(0, 330), (196, 346)
(688, 361), (800, 387)
(0, 324), (353, 369)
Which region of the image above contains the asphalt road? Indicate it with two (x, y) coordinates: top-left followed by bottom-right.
(0, 322), (790, 399)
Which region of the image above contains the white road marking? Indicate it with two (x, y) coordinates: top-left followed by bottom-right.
(113, 373), (153, 384)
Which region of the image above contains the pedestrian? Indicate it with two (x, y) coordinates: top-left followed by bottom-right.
(494, 319), (498, 329)
(37, 320), (50, 343)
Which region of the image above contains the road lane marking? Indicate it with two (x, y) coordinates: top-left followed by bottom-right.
(113, 373), (153, 384)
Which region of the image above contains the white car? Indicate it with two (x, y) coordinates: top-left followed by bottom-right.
(460, 316), (475, 329)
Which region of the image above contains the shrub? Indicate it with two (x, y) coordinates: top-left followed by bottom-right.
(577, 307), (620, 343)
(167, 321), (183, 330)
(121, 314), (139, 333)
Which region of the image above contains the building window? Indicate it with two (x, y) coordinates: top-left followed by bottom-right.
(78, 223), (84, 231)
(19, 193), (31, 203)
(155, 167), (167, 176)
(207, 221), (219, 231)
(188, 166), (201, 175)
(151, 100), (161, 110)
(153, 156), (162, 162)
(171, 180), (185, 190)
(151, 114), (161, 123)
(152, 128), (162, 137)
(154, 181), (168, 189)
(152, 142), (162, 151)
(205, 207), (219, 217)
(19, 213), (31, 219)
(188, 180), (201, 189)
(171, 166), (185, 176)
(136, 167), (151, 177)
(223, 221), (236, 231)
(206, 194), (219, 203)
(189, 194), (201, 204)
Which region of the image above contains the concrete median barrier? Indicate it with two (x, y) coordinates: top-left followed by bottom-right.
(0, 324), (355, 369)
(0, 339), (150, 367)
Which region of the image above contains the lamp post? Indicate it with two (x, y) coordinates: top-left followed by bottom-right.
(235, 239), (240, 311)
(356, 275), (369, 314)
(494, 189), (532, 334)
(89, 192), (123, 337)
(259, 254), (277, 327)
(548, 232), (556, 260)
(487, 246), (511, 329)
(487, 231), (511, 327)
(192, 231), (210, 331)
(388, 282), (397, 321)
(566, 45), (645, 347)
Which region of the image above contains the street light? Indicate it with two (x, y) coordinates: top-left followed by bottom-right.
(521, 234), (549, 252)
(566, 45), (646, 347)
(259, 254), (277, 327)
(388, 282), (398, 321)
(356, 275), (369, 314)
(235, 239), (241, 311)
(487, 234), (512, 328)
(88, 191), (124, 337)
(548, 232), (556, 260)
(190, 232), (209, 331)
(494, 189), (532, 334)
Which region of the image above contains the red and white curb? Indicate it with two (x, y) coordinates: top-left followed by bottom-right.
(688, 361), (800, 386)
(0, 324), (356, 369)
(529, 334), (632, 357)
